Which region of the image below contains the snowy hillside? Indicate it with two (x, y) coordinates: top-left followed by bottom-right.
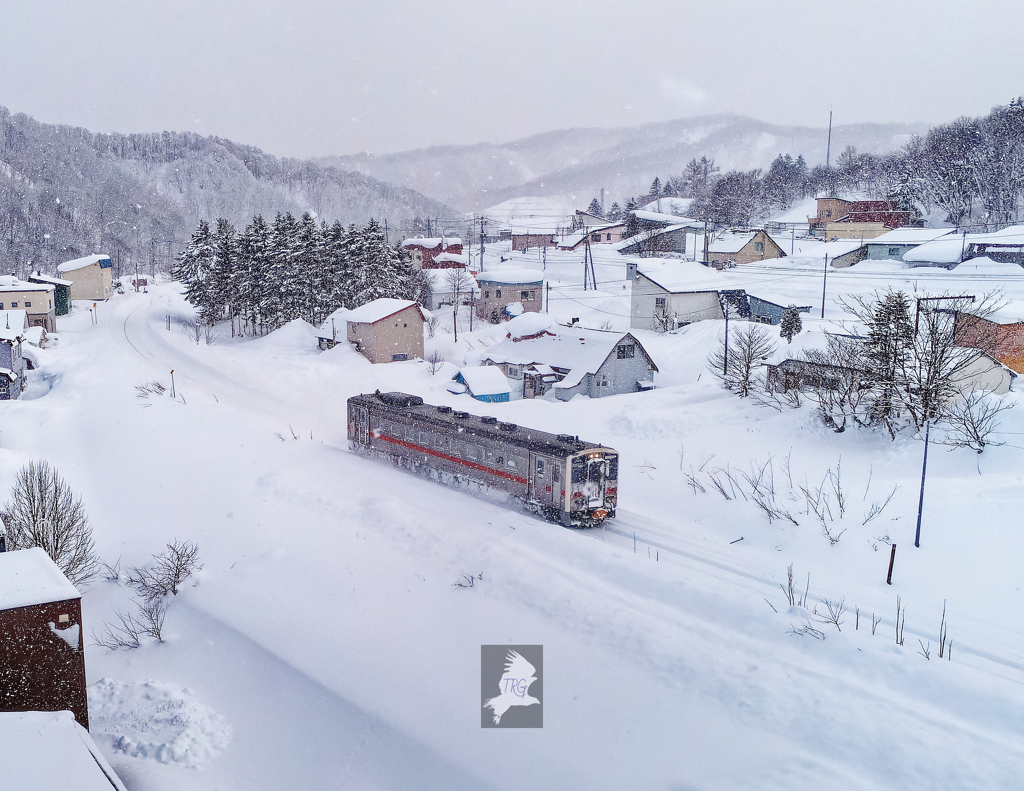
(2, 246), (1024, 789)
(317, 114), (927, 212)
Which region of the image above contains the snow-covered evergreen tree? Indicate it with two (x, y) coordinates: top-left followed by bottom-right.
(174, 220), (215, 310)
(586, 198), (604, 217)
(780, 306), (802, 344)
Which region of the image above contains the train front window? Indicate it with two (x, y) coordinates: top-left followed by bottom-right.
(572, 457), (585, 483)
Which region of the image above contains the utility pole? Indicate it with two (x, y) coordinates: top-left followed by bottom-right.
(583, 237), (590, 291)
(820, 254), (829, 318)
(826, 110), (833, 170)
(914, 422), (931, 548)
(723, 302), (731, 376)
(702, 222), (710, 265)
(479, 216), (486, 273)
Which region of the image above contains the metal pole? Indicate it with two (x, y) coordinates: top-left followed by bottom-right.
(820, 254), (829, 318)
(914, 422), (931, 548)
(723, 308), (729, 375)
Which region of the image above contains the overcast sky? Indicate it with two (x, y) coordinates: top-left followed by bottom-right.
(1, 0), (1019, 159)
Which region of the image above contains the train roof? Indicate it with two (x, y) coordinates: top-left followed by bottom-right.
(349, 391), (612, 458)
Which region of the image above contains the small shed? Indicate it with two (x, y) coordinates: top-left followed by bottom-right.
(57, 254), (114, 301)
(0, 548), (89, 729)
(28, 273), (73, 316)
(0, 711), (127, 790)
(345, 299), (425, 364)
(454, 366), (512, 402)
(475, 269), (543, 322)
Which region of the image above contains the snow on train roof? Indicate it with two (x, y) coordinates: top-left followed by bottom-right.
(352, 392), (609, 455)
(0, 547), (81, 611)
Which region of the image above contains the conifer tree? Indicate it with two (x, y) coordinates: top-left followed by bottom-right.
(174, 220), (215, 310)
(586, 198), (604, 217)
(780, 306), (802, 344)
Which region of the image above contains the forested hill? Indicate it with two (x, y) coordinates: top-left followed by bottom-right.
(0, 107), (456, 278)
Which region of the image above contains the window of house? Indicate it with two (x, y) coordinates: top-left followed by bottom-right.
(484, 290), (490, 298)
(10, 302), (16, 308)
(24, 301), (30, 307)
(655, 297), (666, 308)
(392, 353), (408, 361)
(496, 289), (502, 298)
(521, 290), (535, 301)
(617, 344), (635, 359)
(754, 242), (763, 252)
(889, 247), (899, 256)
(0, 303), (4, 309)
(591, 233), (600, 242)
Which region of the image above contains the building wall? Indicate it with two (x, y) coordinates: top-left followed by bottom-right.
(730, 231), (785, 265)
(955, 315), (1024, 374)
(475, 282), (543, 321)
(865, 243), (917, 261)
(950, 354), (1015, 396)
(0, 289), (56, 332)
(347, 308), (424, 364)
(0, 339), (25, 399)
(65, 264), (113, 301)
(821, 222), (890, 240)
(630, 277), (723, 331)
(511, 234), (555, 252)
(0, 597), (89, 729)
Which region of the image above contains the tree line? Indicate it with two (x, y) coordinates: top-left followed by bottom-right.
(587, 97), (1024, 231)
(174, 213), (431, 334)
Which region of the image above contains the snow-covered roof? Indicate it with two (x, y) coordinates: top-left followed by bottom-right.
(636, 260), (731, 292)
(0, 310), (28, 337)
(457, 365), (511, 396)
(640, 197), (693, 215)
(402, 237), (462, 249)
(29, 272), (73, 286)
(476, 268), (543, 285)
(633, 209), (702, 227)
(865, 228), (956, 246)
(707, 232), (757, 254)
(345, 299), (423, 325)
(0, 711), (127, 791)
(613, 224), (697, 253)
(0, 367), (16, 380)
(0, 275), (53, 293)
(481, 326), (654, 390)
(433, 252), (468, 264)
(0, 547), (81, 611)
(316, 307), (350, 339)
(57, 254), (110, 273)
(503, 312), (558, 340)
(767, 329), (839, 366)
(905, 226), (1024, 264)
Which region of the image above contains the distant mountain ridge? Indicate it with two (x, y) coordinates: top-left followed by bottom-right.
(317, 114), (930, 213)
(0, 107), (456, 276)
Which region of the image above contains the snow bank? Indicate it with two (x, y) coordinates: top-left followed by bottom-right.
(88, 678), (231, 768)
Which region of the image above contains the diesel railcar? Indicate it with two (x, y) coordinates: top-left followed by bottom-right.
(347, 391), (618, 527)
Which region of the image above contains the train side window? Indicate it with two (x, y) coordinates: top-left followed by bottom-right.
(536, 459), (545, 475)
(434, 434), (445, 449)
(418, 430), (429, 445)
(405, 426), (415, 442)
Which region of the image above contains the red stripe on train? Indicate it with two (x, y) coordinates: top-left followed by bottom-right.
(372, 433), (530, 486)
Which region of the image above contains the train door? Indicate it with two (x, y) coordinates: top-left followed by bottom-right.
(355, 405), (369, 446)
(532, 455), (552, 505)
(584, 456), (608, 508)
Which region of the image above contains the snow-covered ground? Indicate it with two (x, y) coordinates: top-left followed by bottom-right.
(3, 248), (1024, 789)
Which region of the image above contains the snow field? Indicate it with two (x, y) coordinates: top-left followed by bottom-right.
(1, 249), (1023, 789)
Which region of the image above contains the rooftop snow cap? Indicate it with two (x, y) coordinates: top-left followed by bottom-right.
(374, 391), (423, 407)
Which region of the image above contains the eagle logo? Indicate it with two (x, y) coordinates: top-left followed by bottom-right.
(483, 649), (540, 725)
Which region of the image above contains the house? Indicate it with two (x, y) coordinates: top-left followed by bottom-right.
(27, 273), (73, 316)
(481, 325), (658, 400)
(863, 228), (956, 262)
(706, 230), (786, 268)
(0, 276), (57, 332)
(573, 209), (612, 229)
(628, 264), (810, 331)
(616, 224), (698, 257)
(905, 225), (1024, 268)
(421, 269), (478, 313)
(817, 239), (869, 268)
(954, 309), (1024, 373)
(475, 270), (543, 322)
(0, 547), (90, 729)
(0, 711), (127, 790)
(315, 307), (349, 350)
(807, 196), (919, 237)
(345, 299), (425, 364)
(401, 237), (463, 269)
(0, 311), (28, 399)
(56, 254), (114, 301)
(511, 233), (556, 252)
(453, 366), (512, 403)
(557, 222), (626, 251)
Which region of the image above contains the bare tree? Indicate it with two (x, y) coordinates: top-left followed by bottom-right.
(708, 324), (777, 397)
(937, 389), (1010, 453)
(2, 461), (99, 586)
(126, 540), (202, 600)
(426, 349), (445, 376)
(425, 314), (440, 338)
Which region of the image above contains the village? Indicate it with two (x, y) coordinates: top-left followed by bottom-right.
(2, 185), (1024, 788)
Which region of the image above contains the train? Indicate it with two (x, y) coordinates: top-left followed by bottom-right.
(347, 391), (619, 527)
